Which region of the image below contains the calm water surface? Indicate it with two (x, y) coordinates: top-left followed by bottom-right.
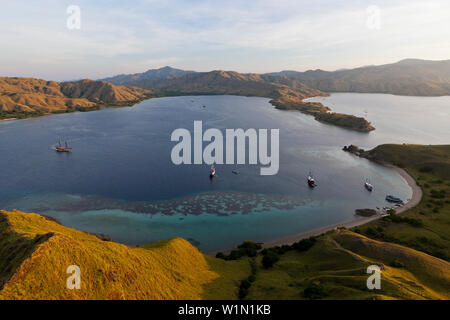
(2, 93), (447, 251)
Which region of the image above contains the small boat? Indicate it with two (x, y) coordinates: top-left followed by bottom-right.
(202, 105), (206, 108)
(385, 195), (404, 204)
(307, 172), (317, 188)
(364, 179), (373, 191)
(210, 165), (216, 177)
(232, 169), (239, 175)
(55, 138), (71, 152)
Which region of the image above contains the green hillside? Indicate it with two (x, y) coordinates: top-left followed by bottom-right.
(354, 145), (450, 261)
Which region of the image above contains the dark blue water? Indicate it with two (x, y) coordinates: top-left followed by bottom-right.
(0, 95), (419, 251)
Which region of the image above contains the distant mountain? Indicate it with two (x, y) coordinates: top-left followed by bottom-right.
(100, 66), (196, 85)
(0, 77), (150, 119)
(122, 70), (323, 98)
(266, 59), (450, 96)
(105, 70), (373, 132)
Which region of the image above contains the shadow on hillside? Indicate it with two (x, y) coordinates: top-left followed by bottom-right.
(0, 213), (53, 290)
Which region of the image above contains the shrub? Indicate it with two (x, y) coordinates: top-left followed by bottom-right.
(215, 252), (226, 259)
(387, 209), (396, 215)
(262, 250), (280, 269)
(218, 241), (263, 260)
(292, 237), (317, 252)
(238, 280), (251, 299)
(228, 249), (243, 260)
(430, 189), (445, 199)
(303, 281), (327, 299)
(237, 241), (262, 257)
(419, 166), (433, 173)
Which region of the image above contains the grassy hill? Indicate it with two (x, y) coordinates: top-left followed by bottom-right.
(353, 145), (450, 262)
(267, 59), (450, 96)
(246, 230), (449, 300)
(0, 77), (151, 120)
(0, 210), (248, 300)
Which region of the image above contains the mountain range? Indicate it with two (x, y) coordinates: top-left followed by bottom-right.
(266, 59), (450, 96)
(2, 58), (449, 131)
(101, 59), (450, 97)
(101, 66), (195, 85)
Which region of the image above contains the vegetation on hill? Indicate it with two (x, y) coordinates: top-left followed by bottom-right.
(216, 144), (450, 299)
(247, 230), (449, 300)
(0, 77), (151, 120)
(267, 59), (450, 96)
(352, 144), (450, 262)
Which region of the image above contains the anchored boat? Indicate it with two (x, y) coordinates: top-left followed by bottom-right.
(385, 195), (404, 204)
(364, 179), (373, 191)
(307, 172), (317, 188)
(55, 138), (71, 153)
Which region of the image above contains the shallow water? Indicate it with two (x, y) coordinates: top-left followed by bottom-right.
(1, 93), (439, 251)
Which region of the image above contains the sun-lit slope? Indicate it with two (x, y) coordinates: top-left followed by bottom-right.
(0, 77), (95, 114)
(247, 230), (450, 300)
(335, 230), (450, 298)
(59, 79), (150, 104)
(0, 77), (151, 119)
(0, 210), (224, 300)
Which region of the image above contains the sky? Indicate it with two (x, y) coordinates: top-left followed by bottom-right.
(1, 0), (449, 81)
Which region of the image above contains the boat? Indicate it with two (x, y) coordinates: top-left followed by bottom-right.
(307, 172), (317, 188)
(55, 138), (71, 152)
(364, 179), (373, 191)
(385, 195), (404, 204)
(210, 165), (216, 177)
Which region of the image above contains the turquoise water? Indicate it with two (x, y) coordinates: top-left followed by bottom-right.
(0, 94), (428, 251)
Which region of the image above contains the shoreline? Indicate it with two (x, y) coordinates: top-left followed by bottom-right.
(259, 164), (422, 249)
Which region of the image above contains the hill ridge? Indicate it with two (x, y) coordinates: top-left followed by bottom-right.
(0, 77), (151, 120)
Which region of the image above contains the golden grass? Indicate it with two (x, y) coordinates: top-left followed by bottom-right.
(0, 77), (150, 117)
(0, 210), (221, 300)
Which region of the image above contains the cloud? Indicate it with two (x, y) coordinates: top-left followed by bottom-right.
(1, 0), (449, 78)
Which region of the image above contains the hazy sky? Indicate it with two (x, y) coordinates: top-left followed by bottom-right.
(1, 0), (449, 80)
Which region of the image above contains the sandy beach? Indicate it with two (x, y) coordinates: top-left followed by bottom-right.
(261, 165), (423, 248)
